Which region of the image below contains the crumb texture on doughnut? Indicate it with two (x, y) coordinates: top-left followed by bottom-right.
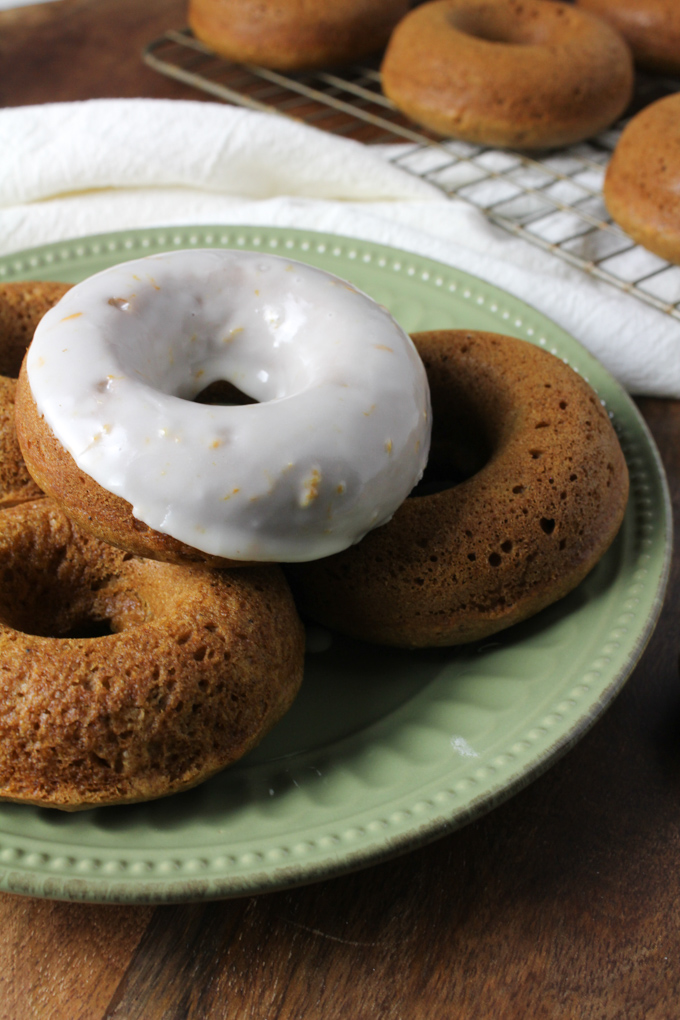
(0, 499), (304, 810)
(604, 93), (680, 265)
(577, 0), (680, 75)
(288, 331), (629, 648)
(188, 0), (409, 71)
(0, 376), (44, 509)
(380, 0), (634, 149)
(0, 281), (72, 508)
(0, 281), (72, 379)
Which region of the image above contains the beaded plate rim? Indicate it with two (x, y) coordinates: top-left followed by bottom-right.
(0, 225), (671, 904)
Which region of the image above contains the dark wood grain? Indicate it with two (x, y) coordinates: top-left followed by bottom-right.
(0, 899), (153, 1020)
(1, 3), (679, 1018)
(0, 0), (196, 107)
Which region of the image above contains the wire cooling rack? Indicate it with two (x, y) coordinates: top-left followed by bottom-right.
(144, 29), (680, 323)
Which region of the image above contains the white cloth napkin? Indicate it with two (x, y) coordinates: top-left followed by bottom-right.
(2, 98), (679, 398)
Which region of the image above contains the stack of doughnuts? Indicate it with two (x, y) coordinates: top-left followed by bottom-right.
(4, 250), (432, 809)
(5, 251), (629, 808)
(0, 276), (309, 809)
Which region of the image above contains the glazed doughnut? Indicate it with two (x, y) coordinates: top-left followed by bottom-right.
(380, 0), (634, 149)
(188, 0), (409, 71)
(0, 498), (304, 810)
(16, 249), (430, 567)
(288, 330), (629, 648)
(604, 93), (680, 265)
(0, 281), (72, 508)
(576, 0), (680, 76)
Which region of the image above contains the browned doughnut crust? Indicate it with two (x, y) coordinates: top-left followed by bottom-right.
(0, 376), (44, 509)
(15, 362), (251, 569)
(0, 281), (73, 508)
(0, 499), (304, 810)
(287, 331), (629, 648)
(188, 0), (409, 71)
(604, 93), (680, 265)
(380, 0), (634, 149)
(576, 0), (680, 75)
(0, 281), (72, 378)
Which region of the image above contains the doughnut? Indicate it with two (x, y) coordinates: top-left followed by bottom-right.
(0, 498), (304, 810)
(380, 0), (634, 149)
(16, 249), (430, 567)
(288, 330), (629, 648)
(604, 93), (680, 265)
(0, 281), (73, 509)
(576, 0), (680, 75)
(188, 0), (409, 71)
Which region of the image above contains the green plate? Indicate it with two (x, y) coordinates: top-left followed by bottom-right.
(0, 225), (671, 904)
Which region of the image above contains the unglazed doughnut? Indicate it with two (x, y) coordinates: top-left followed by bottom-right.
(0, 281), (72, 508)
(576, 0), (680, 75)
(0, 498), (304, 810)
(288, 330), (629, 648)
(381, 0), (634, 149)
(604, 93), (680, 264)
(188, 0), (409, 71)
(16, 249), (430, 566)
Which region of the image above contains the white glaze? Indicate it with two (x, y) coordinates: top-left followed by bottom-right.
(27, 249), (431, 562)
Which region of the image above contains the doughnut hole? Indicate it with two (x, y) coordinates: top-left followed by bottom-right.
(194, 379), (257, 406)
(449, 4), (556, 46)
(0, 499), (304, 809)
(410, 382), (495, 496)
(0, 501), (142, 639)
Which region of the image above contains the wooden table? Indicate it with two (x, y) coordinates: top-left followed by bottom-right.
(2, 2), (679, 1016)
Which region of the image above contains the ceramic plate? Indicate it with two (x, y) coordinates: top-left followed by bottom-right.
(0, 225), (671, 904)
